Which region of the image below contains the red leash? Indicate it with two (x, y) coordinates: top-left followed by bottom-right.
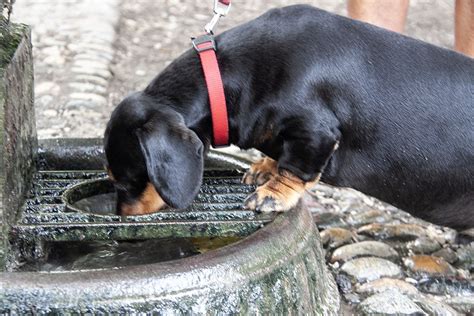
(192, 0), (231, 147)
(192, 35), (229, 147)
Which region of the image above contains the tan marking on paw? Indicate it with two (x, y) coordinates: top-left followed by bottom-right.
(121, 182), (167, 216)
(305, 173), (321, 190)
(244, 170), (306, 213)
(242, 157), (278, 185)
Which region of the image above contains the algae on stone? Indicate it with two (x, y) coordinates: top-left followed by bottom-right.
(0, 19), (37, 270)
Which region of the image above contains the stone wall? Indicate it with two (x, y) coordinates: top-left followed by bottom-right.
(0, 20), (37, 270)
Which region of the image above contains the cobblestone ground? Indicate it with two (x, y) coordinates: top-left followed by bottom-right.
(12, 0), (472, 314)
(306, 186), (473, 314)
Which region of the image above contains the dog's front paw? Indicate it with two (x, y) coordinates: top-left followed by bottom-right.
(244, 171), (305, 213)
(242, 157), (278, 186)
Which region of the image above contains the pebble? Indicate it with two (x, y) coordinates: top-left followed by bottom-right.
(356, 278), (418, 296)
(417, 277), (474, 296)
(312, 212), (347, 229)
(455, 244), (474, 271)
(71, 66), (112, 79)
(74, 52), (114, 62)
(443, 296), (474, 314)
(331, 241), (398, 263)
(35, 81), (60, 95)
(73, 74), (109, 87)
(426, 226), (457, 245)
(43, 109), (58, 117)
(73, 59), (111, 70)
(404, 255), (457, 277)
(412, 296), (460, 315)
(68, 93), (107, 106)
(358, 290), (425, 315)
(357, 223), (428, 241)
(335, 273), (353, 294)
(64, 99), (97, 109)
(320, 228), (353, 249)
(346, 209), (392, 227)
(432, 247), (458, 264)
(455, 228), (474, 244)
(36, 95), (54, 108)
(68, 82), (107, 94)
(341, 257), (402, 282)
(135, 69), (146, 76)
(406, 237), (441, 254)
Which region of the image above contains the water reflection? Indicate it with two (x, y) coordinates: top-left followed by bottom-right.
(72, 192), (117, 215)
(19, 237), (242, 272)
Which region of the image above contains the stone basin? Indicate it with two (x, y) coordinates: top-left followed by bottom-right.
(0, 140), (340, 314)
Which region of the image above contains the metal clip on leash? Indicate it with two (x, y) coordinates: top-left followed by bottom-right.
(204, 0), (231, 34)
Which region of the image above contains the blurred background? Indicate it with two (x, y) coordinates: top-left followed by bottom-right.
(12, 0), (455, 139)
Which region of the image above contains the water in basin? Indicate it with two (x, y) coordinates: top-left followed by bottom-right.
(72, 192), (117, 215)
(19, 236), (242, 272)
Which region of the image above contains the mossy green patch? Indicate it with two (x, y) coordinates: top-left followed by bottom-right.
(0, 18), (28, 70)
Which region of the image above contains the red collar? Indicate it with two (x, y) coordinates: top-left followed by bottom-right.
(192, 34), (229, 147)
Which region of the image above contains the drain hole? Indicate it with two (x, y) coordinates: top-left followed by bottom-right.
(73, 192), (117, 215)
(63, 179), (117, 215)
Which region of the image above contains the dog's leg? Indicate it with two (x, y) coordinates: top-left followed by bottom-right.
(242, 157), (278, 185)
(244, 124), (339, 213)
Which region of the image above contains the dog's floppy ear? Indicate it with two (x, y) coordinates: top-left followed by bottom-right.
(135, 117), (204, 209)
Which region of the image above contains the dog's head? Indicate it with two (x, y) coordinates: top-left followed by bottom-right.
(104, 93), (204, 216)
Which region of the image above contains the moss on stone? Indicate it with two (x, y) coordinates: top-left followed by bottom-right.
(0, 20), (35, 271)
(0, 18), (28, 69)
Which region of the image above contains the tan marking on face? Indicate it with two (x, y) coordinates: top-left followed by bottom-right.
(121, 182), (167, 216)
(107, 168), (116, 182)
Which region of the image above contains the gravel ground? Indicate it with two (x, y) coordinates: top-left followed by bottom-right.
(13, 0), (121, 138)
(12, 0), (472, 314)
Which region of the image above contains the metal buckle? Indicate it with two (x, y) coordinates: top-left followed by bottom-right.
(192, 34), (216, 52)
(204, 0), (231, 34)
(214, 0), (231, 16)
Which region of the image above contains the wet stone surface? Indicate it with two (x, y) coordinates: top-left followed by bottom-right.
(341, 257), (402, 282)
(358, 290), (425, 315)
(307, 184), (473, 315)
(331, 241), (398, 263)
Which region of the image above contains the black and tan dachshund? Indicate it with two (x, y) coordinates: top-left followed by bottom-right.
(104, 5), (473, 229)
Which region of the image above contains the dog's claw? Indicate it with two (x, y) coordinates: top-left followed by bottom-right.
(243, 192), (258, 209)
(244, 191), (290, 213)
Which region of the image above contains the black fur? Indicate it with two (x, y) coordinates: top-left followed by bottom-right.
(104, 5), (473, 229)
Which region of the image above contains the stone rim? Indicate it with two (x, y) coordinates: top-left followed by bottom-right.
(0, 202), (338, 313)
